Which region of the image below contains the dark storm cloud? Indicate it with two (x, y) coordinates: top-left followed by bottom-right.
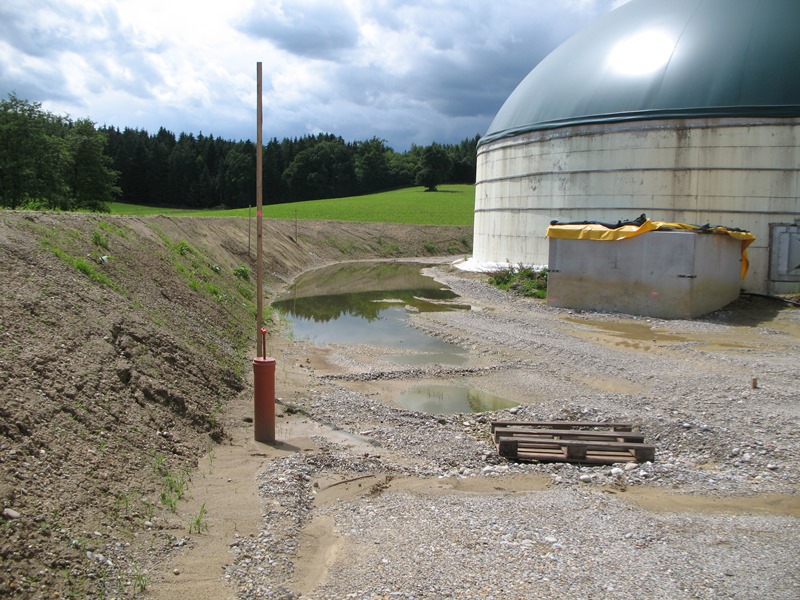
(438, 4), (611, 117)
(237, 2), (360, 59)
(325, 1), (619, 130)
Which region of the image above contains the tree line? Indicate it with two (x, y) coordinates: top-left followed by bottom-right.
(1, 93), (479, 212)
(0, 94), (119, 211)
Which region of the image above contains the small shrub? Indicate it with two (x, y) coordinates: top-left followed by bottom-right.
(233, 265), (251, 281)
(424, 242), (437, 254)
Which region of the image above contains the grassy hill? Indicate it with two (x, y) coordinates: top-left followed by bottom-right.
(110, 185), (475, 226)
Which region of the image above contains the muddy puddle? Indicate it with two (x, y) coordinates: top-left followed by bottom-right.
(307, 471), (800, 517)
(396, 383), (519, 413)
(564, 304), (799, 353)
(564, 317), (688, 344)
(611, 487), (800, 517)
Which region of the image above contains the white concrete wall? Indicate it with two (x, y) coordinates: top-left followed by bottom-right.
(474, 117), (800, 294)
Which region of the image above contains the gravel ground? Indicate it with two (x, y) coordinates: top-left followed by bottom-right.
(229, 266), (800, 599)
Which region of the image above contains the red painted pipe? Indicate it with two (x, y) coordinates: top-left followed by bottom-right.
(253, 357), (276, 442)
(253, 328), (276, 442)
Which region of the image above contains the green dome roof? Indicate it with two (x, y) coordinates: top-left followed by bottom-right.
(482, 0), (800, 145)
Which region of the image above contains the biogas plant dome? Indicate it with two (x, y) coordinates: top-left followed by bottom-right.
(471, 0), (800, 295)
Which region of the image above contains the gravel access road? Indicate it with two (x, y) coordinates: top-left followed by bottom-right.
(229, 265), (800, 599)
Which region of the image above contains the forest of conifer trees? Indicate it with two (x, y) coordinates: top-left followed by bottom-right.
(0, 93), (479, 212)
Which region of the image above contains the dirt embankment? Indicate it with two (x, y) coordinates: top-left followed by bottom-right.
(0, 211), (471, 598)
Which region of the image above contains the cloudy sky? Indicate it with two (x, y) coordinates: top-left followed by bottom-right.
(1, 0), (628, 150)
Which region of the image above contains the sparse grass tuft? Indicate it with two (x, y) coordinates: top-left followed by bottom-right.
(152, 454), (190, 512)
(188, 503), (209, 534)
(131, 563), (148, 596)
(377, 236), (399, 256)
(97, 219), (128, 239)
(91, 230), (109, 250)
(45, 243), (115, 288)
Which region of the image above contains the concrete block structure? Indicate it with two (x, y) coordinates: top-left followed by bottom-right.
(547, 231), (743, 319)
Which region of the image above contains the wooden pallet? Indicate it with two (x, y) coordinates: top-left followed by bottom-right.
(492, 421), (654, 465)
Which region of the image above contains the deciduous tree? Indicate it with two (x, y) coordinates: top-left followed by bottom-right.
(415, 142), (452, 191)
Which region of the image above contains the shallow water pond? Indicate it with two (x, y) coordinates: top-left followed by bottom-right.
(273, 261), (519, 413)
(272, 262), (468, 362)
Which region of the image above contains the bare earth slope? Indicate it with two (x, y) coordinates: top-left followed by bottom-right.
(0, 211), (470, 597)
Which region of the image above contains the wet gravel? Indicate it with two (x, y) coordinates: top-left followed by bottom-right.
(229, 267), (800, 599)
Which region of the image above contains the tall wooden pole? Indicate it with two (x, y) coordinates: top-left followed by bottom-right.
(256, 62), (264, 356)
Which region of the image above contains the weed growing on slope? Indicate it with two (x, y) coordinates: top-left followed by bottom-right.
(233, 264), (251, 281)
(91, 229), (109, 250)
(152, 454), (190, 512)
(44, 243), (115, 288)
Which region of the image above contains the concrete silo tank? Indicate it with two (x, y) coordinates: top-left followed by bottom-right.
(471, 0), (800, 295)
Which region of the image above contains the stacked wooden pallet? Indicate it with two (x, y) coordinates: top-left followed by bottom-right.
(491, 420), (655, 465)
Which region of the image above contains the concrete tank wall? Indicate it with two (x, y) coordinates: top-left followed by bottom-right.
(474, 117), (800, 294)
(547, 231), (743, 319)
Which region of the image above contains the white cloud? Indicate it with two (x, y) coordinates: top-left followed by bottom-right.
(1, 0), (622, 149)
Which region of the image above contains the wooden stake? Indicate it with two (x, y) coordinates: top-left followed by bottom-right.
(256, 62), (264, 356)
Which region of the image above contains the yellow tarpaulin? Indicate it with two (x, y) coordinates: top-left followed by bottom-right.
(546, 218), (756, 278)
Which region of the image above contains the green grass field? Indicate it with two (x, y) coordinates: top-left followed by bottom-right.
(110, 185), (475, 226)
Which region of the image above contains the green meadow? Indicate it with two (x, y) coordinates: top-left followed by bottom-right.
(110, 185), (475, 227)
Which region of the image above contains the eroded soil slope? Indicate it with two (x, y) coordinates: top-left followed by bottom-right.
(0, 211), (471, 598)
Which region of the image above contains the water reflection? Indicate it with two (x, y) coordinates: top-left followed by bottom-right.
(272, 262), (468, 360)
(397, 384), (519, 414)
